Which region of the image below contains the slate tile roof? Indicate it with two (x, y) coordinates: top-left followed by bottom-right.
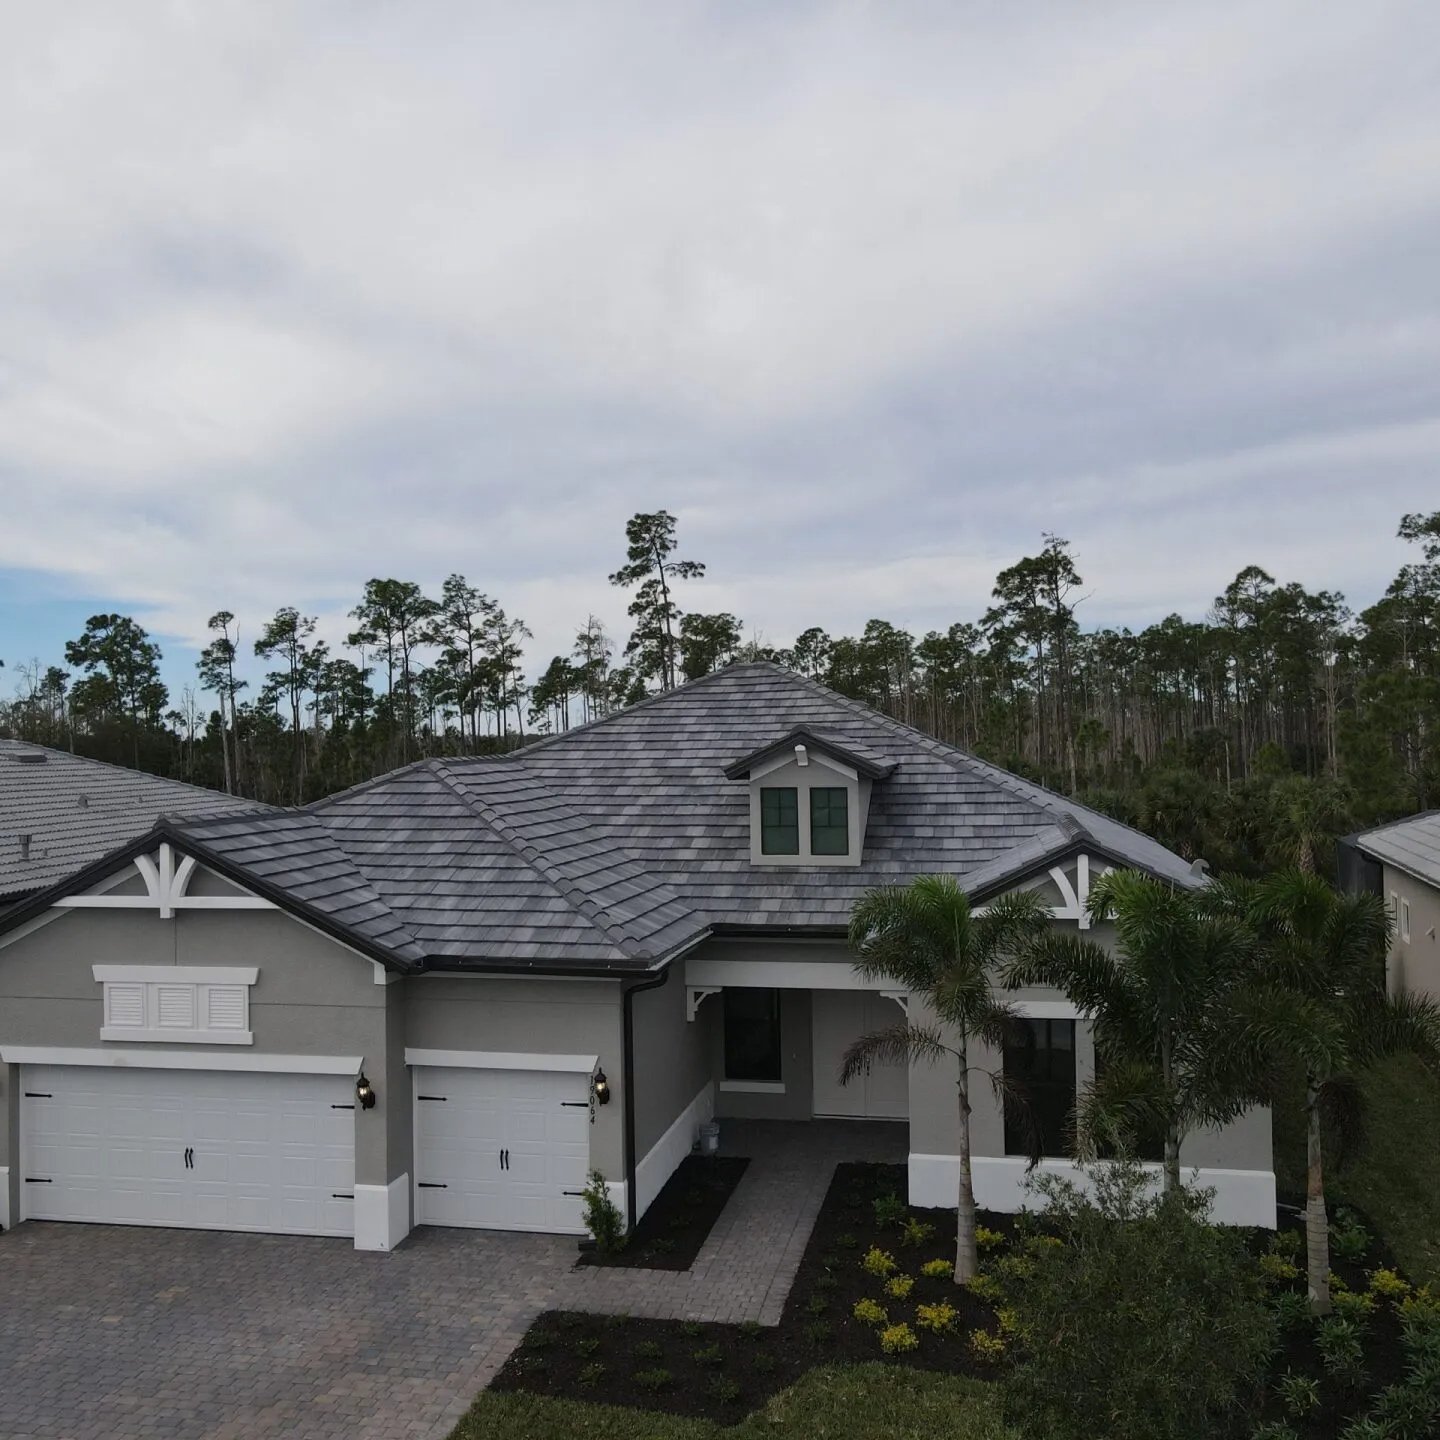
(161, 663), (1196, 972)
(0, 740), (267, 901)
(1355, 810), (1440, 889)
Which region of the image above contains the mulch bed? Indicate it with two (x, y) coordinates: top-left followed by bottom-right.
(495, 1161), (1430, 1432)
(495, 1161), (1003, 1422)
(576, 1155), (750, 1271)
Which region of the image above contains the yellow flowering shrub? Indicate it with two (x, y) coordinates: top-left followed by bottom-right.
(969, 1330), (1006, 1363)
(920, 1259), (954, 1280)
(915, 1302), (957, 1333)
(967, 1273), (1005, 1303)
(1367, 1268), (1411, 1302)
(852, 1298), (887, 1326)
(885, 1275), (914, 1300)
(862, 1247), (898, 1278)
(879, 1323), (919, 1355)
(1257, 1253), (1300, 1283)
(975, 1226), (1006, 1252)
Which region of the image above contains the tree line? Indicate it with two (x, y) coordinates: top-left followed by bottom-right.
(3, 508), (1436, 874)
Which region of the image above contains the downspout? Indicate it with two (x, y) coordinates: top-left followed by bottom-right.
(621, 964), (671, 1233)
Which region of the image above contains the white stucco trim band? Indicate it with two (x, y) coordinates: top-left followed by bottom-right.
(354, 1174), (411, 1252)
(718, 1080), (786, 1094)
(403, 1048), (599, 1073)
(908, 1153), (1277, 1229)
(0, 1165), (10, 1231)
(0, 1046), (364, 1075)
(687, 958), (894, 991)
(92, 966), (259, 986)
(635, 1081), (714, 1222)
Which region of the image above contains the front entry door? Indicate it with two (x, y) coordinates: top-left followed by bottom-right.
(811, 991), (909, 1119)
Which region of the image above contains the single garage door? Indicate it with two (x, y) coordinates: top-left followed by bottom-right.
(20, 1066), (355, 1237)
(412, 1066), (591, 1234)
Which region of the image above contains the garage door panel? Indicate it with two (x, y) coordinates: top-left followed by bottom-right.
(20, 1066), (355, 1238)
(413, 1066), (591, 1234)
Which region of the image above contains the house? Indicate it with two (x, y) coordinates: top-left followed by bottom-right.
(0, 739), (269, 912)
(1348, 812), (1440, 1002)
(0, 664), (1276, 1253)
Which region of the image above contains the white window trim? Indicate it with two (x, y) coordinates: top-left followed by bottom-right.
(0, 1045), (362, 1074)
(92, 965), (258, 1046)
(404, 1048), (599, 1073)
(719, 1080), (786, 1094)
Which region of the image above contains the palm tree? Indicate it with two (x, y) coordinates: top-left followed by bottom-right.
(1005, 870), (1256, 1196)
(1264, 776), (1353, 874)
(1225, 870), (1440, 1314)
(843, 877), (1052, 1282)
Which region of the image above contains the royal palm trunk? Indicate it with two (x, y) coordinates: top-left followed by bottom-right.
(955, 1051), (979, 1282)
(1305, 1082), (1331, 1315)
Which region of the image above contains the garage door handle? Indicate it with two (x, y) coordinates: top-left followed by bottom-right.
(417, 1095), (447, 1102)
(562, 1190), (584, 1197)
(25, 1177), (53, 1184)
(560, 1101), (588, 1107)
(184, 1147), (194, 1170)
(24, 1091), (52, 1099)
(331, 1103), (355, 1110)
(417, 1182), (448, 1189)
(332, 1193), (354, 1200)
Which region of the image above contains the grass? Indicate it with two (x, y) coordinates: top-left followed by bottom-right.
(448, 1364), (1016, 1440)
(1272, 1052), (1440, 1285)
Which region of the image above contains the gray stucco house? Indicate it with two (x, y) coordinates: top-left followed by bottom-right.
(0, 664), (1275, 1252)
(1351, 811), (1440, 1004)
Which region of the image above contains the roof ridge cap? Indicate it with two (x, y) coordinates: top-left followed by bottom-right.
(430, 760), (681, 957)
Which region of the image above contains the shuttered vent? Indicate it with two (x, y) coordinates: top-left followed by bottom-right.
(156, 986), (197, 1029)
(205, 986), (247, 1031)
(105, 984), (146, 1029)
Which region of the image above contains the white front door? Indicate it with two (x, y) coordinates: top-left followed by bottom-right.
(20, 1066), (355, 1237)
(811, 990), (909, 1120)
(411, 1066), (592, 1234)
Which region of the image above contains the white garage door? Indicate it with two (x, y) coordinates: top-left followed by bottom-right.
(412, 1066), (592, 1234)
(20, 1066), (355, 1237)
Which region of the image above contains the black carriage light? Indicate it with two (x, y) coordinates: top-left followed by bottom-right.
(356, 1073), (377, 1110)
(593, 1069), (611, 1105)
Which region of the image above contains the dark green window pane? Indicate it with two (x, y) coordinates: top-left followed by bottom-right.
(760, 787), (799, 854)
(724, 988), (782, 1082)
(1003, 1019), (1076, 1159)
(809, 787), (849, 856)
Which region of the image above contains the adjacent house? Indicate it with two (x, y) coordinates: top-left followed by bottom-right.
(0, 665), (1276, 1254)
(1349, 812), (1440, 1003)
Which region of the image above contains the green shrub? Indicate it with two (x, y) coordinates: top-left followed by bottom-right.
(1368, 1267), (1412, 1302)
(999, 1157), (1276, 1440)
(836, 1232), (860, 1250)
(970, 1330), (1006, 1363)
(900, 1217), (936, 1248)
(707, 1376), (741, 1403)
(739, 1320), (763, 1340)
(853, 1298), (887, 1326)
(805, 1295), (829, 1316)
(692, 1343), (724, 1367)
(573, 1336), (601, 1357)
(580, 1172), (627, 1254)
(524, 1331), (555, 1351)
(648, 1237), (676, 1255)
(1276, 1371), (1320, 1417)
(915, 1302), (958, 1333)
(862, 1247), (898, 1278)
(751, 1351), (777, 1373)
(679, 1321), (705, 1338)
(879, 1322), (919, 1355)
(1258, 1253), (1301, 1284)
(921, 1258), (954, 1279)
(1270, 1290), (1312, 1331)
(577, 1361), (605, 1387)
(814, 1271), (838, 1292)
(1332, 1288), (1376, 1321)
(1268, 1229), (1302, 1261)
(1316, 1316), (1367, 1389)
(555, 1312), (584, 1330)
(975, 1225), (1006, 1252)
(1332, 1215), (1372, 1261)
(632, 1340), (663, 1361)
(1250, 1426), (1299, 1440)
(873, 1191), (907, 1227)
(803, 1320), (833, 1346)
(633, 1368), (672, 1392)
(967, 1272), (1004, 1303)
(885, 1275), (914, 1300)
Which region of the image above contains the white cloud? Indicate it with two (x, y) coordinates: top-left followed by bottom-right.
(1, 2), (1438, 690)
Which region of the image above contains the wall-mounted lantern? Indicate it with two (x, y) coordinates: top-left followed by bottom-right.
(356, 1073), (377, 1110)
(593, 1069), (610, 1106)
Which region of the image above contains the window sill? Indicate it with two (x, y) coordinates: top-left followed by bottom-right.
(100, 1028), (253, 1045)
(719, 1080), (786, 1094)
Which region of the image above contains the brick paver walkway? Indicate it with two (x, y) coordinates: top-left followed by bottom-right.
(0, 1120), (905, 1440)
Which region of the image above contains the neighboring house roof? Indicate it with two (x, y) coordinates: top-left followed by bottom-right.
(1354, 810), (1440, 889)
(0, 665), (1198, 973)
(0, 740), (268, 901)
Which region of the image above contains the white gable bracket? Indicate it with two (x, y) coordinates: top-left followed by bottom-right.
(54, 843), (277, 917)
(687, 987), (723, 1022)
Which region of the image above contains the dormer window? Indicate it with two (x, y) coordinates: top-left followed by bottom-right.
(725, 727), (895, 868)
(810, 788), (849, 856)
(761, 788), (800, 854)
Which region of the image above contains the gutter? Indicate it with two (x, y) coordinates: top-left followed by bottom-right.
(620, 963), (671, 1232)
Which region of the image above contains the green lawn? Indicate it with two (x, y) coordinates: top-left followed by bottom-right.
(1272, 1052), (1440, 1285)
(448, 1365), (1016, 1440)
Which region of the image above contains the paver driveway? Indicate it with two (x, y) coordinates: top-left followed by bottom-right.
(0, 1120), (905, 1440)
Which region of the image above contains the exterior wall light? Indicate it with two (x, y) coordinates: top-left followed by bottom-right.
(593, 1069), (610, 1105)
(356, 1073), (377, 1110)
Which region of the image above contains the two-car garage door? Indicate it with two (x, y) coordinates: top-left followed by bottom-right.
(20, 1066), (355, 1237)
(412, 1066), (592, 1234)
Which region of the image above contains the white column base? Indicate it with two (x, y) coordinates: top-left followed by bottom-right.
(908, 1153), (1277, 1229)
(0, 1165), (10, 1231)
(634, 1081), (714, 1222)
(354, 1173), (411, 1251)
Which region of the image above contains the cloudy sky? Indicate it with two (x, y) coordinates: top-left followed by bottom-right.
(3, 2), (1438, 702)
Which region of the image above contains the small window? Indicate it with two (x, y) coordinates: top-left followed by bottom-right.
(1003, 1019), (1076, 1159)
(809, 787), (849, 856)
(723, 988), (783, 1082)
(1401, 898), (1411, 944)
(760, 787), (799, 855)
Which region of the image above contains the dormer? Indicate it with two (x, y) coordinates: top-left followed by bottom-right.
(724, 728), (896, 867)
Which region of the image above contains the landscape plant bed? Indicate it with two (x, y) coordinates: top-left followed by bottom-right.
(497, 1161), (1437, 1434)
(495, 1161), (1012, 1423)
(577, 1155), (750, 1271)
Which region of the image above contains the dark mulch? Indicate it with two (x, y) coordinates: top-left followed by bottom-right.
(495, 1161), (1001, 1423)
(496, 1161), (1430, 1433)
(576, 1155), (750, 1271)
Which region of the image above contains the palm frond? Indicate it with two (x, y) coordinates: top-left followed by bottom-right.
(839, 1021), (952, 1084)
(1317, 1073), (1366, 1166)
